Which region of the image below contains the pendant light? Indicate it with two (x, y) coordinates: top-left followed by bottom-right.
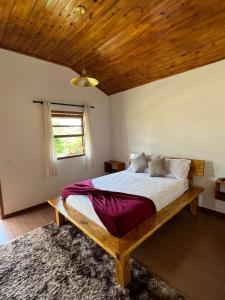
(71, 5), (99, 87)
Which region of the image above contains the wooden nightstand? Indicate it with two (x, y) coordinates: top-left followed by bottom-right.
(104, 160), (125, 173)
(215, 178), (225, 201)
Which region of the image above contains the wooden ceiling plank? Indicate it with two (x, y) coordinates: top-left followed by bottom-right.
(64, 0), (177, 66)
(1, 0), (225, 95)
(80, 0), (225, 94)
(16, 0), (62, 54)
(102, 44), (223, 84)
(48, 0), (122, 62)
(46, 5), (105, 63)
(35, 0), (83, 60)
(81, 1), (225, 82)
(0, 0), (15, 43)
(73, 0), (224, 72)
(12, 0), (42, 50)
(76, 23), (167, 74)
(24, 0), (74, 55)
(94, 42), (225, 92)
(1, 0), (34, 49)
(20, 0), (61, 54)
(31, 0), (82, 57)
(85, 29), (219, 82)
(71, 0), (213, 71)
(63, 0), (157, 65)
(102, 49), (225, 95)
(35, 0), (119, 65)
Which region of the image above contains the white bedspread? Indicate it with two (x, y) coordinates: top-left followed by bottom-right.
(66, 171), (189, 229)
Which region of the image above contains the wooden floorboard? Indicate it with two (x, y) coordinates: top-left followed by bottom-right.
(0, 205), (54, 245)
(133, 208), (225, 300)
(0, 205), (224, 300)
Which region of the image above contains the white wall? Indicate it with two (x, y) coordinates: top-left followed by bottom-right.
(1, 48), (225, 216)
(110, 60), (225, 214)
(0, 49), (111, 215)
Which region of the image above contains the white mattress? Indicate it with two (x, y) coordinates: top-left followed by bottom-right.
(66, 171), (189, 229)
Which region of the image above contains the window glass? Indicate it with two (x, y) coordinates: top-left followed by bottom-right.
(52, 111), (84, 159)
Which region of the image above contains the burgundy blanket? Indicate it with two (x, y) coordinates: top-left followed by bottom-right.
(62, 179), (156, 237)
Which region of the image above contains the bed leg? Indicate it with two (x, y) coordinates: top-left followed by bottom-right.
(115, 254), (131, 288)
(190, 197), (198, 215)
(55, 209), (66, 225)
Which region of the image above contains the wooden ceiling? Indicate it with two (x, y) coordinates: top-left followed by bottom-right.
(0, 0), (225, 95)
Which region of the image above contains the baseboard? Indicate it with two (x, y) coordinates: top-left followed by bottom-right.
(1, 202), (48, 219)
(199, 206), (225, 218)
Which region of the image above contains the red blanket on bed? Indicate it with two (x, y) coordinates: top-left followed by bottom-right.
(62, 179), (156, 237)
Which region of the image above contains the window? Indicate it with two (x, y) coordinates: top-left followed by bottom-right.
(51, 111), (85, 159)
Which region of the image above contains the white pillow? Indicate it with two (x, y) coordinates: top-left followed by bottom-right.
(128, 153), (148, 173)
(165, 158), (191, 179)
(143, 167), (149, 173)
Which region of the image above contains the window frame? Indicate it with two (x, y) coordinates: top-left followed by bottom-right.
(51, 110), (85, 160)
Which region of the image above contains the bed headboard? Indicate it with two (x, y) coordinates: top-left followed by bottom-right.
(189, 159), (205, 177)
(187, 159), (204, 186)
(130, 156), (205, 186)
(164, 158), (205, 186)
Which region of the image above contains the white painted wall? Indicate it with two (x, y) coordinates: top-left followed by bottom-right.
(1, 48), (225, 215)
(0, 49), (111, 215)
(110, 60), (225, 214)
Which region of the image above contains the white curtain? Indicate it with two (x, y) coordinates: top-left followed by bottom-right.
(84, 105), (94, 169)
(43, 100), (57, 177)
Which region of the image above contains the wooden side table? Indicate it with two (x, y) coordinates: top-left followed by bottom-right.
(215, 178), (225, 201)
(104, 160), (125, 173)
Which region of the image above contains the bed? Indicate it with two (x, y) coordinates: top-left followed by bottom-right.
(48, 158), (204, 287)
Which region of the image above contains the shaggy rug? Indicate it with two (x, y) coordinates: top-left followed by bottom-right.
(0, 222), (184, 300)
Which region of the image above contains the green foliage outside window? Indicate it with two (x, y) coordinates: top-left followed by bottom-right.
(52, 113), (84, 158)
(54, 137), (83, 158)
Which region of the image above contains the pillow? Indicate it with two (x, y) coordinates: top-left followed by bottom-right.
(148, 156), (166, 177)
(165, 158), (191, 179)
(128, 153), (148, 173)
(143, 167), (149, 173)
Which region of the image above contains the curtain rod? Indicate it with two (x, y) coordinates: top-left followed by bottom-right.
(33, 100), (94, 109)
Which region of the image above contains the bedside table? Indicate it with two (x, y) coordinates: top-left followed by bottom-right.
(215, 178), (225, 201)
(104, 160), (125, 173)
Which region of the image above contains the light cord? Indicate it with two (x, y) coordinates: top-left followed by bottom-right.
(80, 9), (86, 74)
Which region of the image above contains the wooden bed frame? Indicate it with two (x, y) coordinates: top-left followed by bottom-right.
(48, 159), (204, 287)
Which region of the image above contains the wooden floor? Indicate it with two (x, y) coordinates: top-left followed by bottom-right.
(0, 206), (224, 300)
(0, 205), (54, 244)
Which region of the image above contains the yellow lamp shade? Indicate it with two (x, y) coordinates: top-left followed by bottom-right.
(70, 75), (99, 87)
